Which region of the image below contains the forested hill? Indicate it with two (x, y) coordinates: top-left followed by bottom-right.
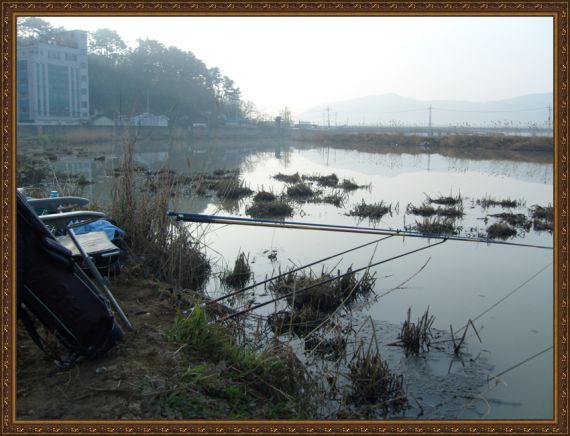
(17, 19), (242, 127)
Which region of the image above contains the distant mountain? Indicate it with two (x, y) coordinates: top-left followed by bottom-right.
(296, 93), (553, 127)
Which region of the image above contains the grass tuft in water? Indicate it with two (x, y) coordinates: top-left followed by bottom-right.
(347, 337), (408, 415)
(253, 190), (277, 202)
(349, 200), (392, 220)
(477, 196), (523, 209)
(530, 205), (553, 232)
(246, 200), (293, 218)
(273, 172), (302, 184)
(414, 217), (458, 235)
(398, 307), (435, 357)
(215, 178), (253, 200)
(426, 192), (463, 206)
(302, 173), (339, 187)
(286, 182), (316, 198)
(223, 252), (252, 288)
(486, 222), (517, 239)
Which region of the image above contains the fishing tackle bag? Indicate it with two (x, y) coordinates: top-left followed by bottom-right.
(16, 190), (123, 364)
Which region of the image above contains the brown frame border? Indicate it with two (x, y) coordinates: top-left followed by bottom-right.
(1, 1), (567, 434)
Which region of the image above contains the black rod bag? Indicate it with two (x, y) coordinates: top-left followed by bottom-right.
(16, 190), (123, 360)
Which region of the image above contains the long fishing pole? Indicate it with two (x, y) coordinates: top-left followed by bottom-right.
(220, 238), (448, 321)
(202, 235), (394, 308)
(168, 212), (553, 250)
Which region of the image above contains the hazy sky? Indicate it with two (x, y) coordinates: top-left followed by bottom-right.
(40, 16), (553, 116)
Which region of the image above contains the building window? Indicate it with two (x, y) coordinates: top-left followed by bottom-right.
(81, 75), (87, 82)
(65, 53), (77, 61)
(80, 62), (86, 69)
(81, 88), (87, 95)
(47, 64), (70, 116)
(48, 51), (60, 60)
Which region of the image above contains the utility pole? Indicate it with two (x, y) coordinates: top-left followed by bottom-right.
(326, 107), (331, 128)
(334, 111), (337, 128)
(547, 104), (552, 129)
(428, 105), (433, 136)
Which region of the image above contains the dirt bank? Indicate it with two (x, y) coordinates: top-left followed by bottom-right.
(17, 279), (186, 420)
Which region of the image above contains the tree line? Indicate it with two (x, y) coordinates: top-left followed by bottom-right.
(17, 18), (257, 127)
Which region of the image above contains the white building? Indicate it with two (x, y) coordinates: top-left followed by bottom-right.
(17, 30), (89, 124)
(131, 113), (169, 127)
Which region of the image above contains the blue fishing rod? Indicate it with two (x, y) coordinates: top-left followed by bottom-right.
(167, 212), (553, 250)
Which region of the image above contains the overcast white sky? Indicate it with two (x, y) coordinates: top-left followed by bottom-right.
(39, 16), (553, 116)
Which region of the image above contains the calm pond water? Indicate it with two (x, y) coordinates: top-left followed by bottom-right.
(45, 142), (553, 419)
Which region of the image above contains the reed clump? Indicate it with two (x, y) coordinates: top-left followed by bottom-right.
(302, 173), (339, 187)
(414, 217), (457, 235)
(489, 212), (531, 231)
(253, 190), (277, 202)
(267, 307), (327, 337)
(426, 192), (463, 206)
(286, 182), (316, 198)
(273, 172), (302, 184)
(269, 268), (376, 313)
(477, 196), (522, 209)
(349, 200), (392, 220)
(339, 179), (361, 191)
(111, 136), (211, 290)
(223, 252), (252, 289)
(347, 341), (408, 415)
(398, 307), (435, 357)
(486, 222), (517, 239)
(246, 200), (293, 218)
(215, 178), (253, 200)
(530, 205), (553, 232)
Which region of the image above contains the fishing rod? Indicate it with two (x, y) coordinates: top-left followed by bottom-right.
(201, 235), (395, 308)
(168, 212), (553, 250)
(220, 238), (447, 321)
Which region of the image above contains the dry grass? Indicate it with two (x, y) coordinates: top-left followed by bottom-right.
(111, 136), (210, 290)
